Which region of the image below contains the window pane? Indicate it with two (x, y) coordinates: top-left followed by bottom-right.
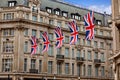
(24, 58), (27, 72)
(72, 49), (74, 58)
(87, 51), (91, 60)
(24, 29), (28, 36)
(48, 45), (53, 56)
(3, 42), (14, 53)
(24, 41), (28, 53)
(65, 48), (69, 57)
(31, 59), (36, 69)
(57, 63), (62, 74)
(48, 61), (52, 74)
(49, 33), (53, 41)
(72, 63), (74, 75)
(65, 63), (69, 74)
(39, 60), (42, 72)
(101, 66), (105, 77)
(2, 58), (13, 72)
(32, 29), (36, 36)
(88, 65), (92, 76)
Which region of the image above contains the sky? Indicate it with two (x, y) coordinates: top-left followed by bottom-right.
(63, 0), (111, 14)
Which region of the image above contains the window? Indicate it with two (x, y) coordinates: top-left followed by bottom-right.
(99, 30), (103, 35)
(95, 67), (99, 77)
(49, 33), (53, 41)
(94, 52), (98, 59)
(65, 48), (69, 57)
(8, 1), (17, 7)
(25, 14), (29, 19)
(3, 29), (14, 36)
(65, 23), (68, 28)
(40, 17), (43, 22)
(94, 41), (98, 48)
(72, 63), (74, 75)
(31, 59), (36, 69)
(32, 29), (36, 36)
(101, 66), (105, 77)
(71, 14), (81, 20)
(96, 20), (102, 25)
(83, 50), (85, 58)
(77, 64), (81, 76)
(3, 13), (14, 20)
(57, 48), (61, 54)
(24, 41), (28, 53)
(48, 45), (53, 56)
(75, 15), (81, 20)
(46, 8), (52, 13)
(94, 29), (97, 34)
(87, 40), (91, 46)
(77, 50), (81, 57)
(107, 31), (111, 36)
(57, 21), (62, 27)
(40, 31), (43, 38)
(39, 44), (42, 54)
(2, 58), (13, 72)
(71, 14), (75, 19)
(32, 5), (38, 12)
(109, 43), (112, 49)
(55, 10), (60, 15)
(87, 51), (91, 60)
(72, 49), (74, 58)
(3, 42), (14, 53)
(39, 60), (42, 73)
(77, 38), (80, 45)
(62, 12), (68, 17)
(24, 29), (28, 36)
(83, 64), (86, 76)
(24, 58), (27, 72)
(65, 63), (69, 74)
(48, 61), (53, 74)
(65, 36), (69, 43)
(110, 66), (113, 77)
(32, 15), (37, 21)
(77, 26), (80, 31)
(49, 19), (54, 25)
(101, 53), (105, 62)
(57, 62), (62, 74)
(100, 42), (104, 49)
(88, 65), (92, 76)
(82, 39), (85, 45)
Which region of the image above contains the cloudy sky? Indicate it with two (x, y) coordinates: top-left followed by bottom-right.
(63, 0), (111, 14)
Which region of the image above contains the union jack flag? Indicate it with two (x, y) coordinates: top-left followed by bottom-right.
(84, 11), (95, 40)
(54, 27), (64, 48)
(42, 32), (50, 53)
(31, 36), (37, 55)
(68, 20), (78, 45)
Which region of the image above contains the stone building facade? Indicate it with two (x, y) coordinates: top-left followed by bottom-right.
(0, 0), (113, 80)
(111, 0), (120, 80)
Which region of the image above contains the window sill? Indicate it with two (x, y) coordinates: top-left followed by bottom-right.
(2, 52), (13, 54)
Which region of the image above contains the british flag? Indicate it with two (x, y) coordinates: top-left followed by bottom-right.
(84, 11), (95, 40)
(68, 20), (78, 45)
(31, 36), (37, 55)
(54, 27), (64, 48)
(42, 32), (50, 53)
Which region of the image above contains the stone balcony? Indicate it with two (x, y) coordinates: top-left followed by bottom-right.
(56, 54), (64, 62)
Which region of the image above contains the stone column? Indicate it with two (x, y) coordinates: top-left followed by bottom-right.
(43, 52), (48, 73)
(14, 26), (24, 72)
(0, 29), (2, 72)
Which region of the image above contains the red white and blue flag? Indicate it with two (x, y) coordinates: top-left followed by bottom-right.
(42, 32), (50, 53)
(54, 27), (64, 48)
(84, 11), (95, 40)
(68, 20), (78, 44)
(31, 36), (37, 55)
